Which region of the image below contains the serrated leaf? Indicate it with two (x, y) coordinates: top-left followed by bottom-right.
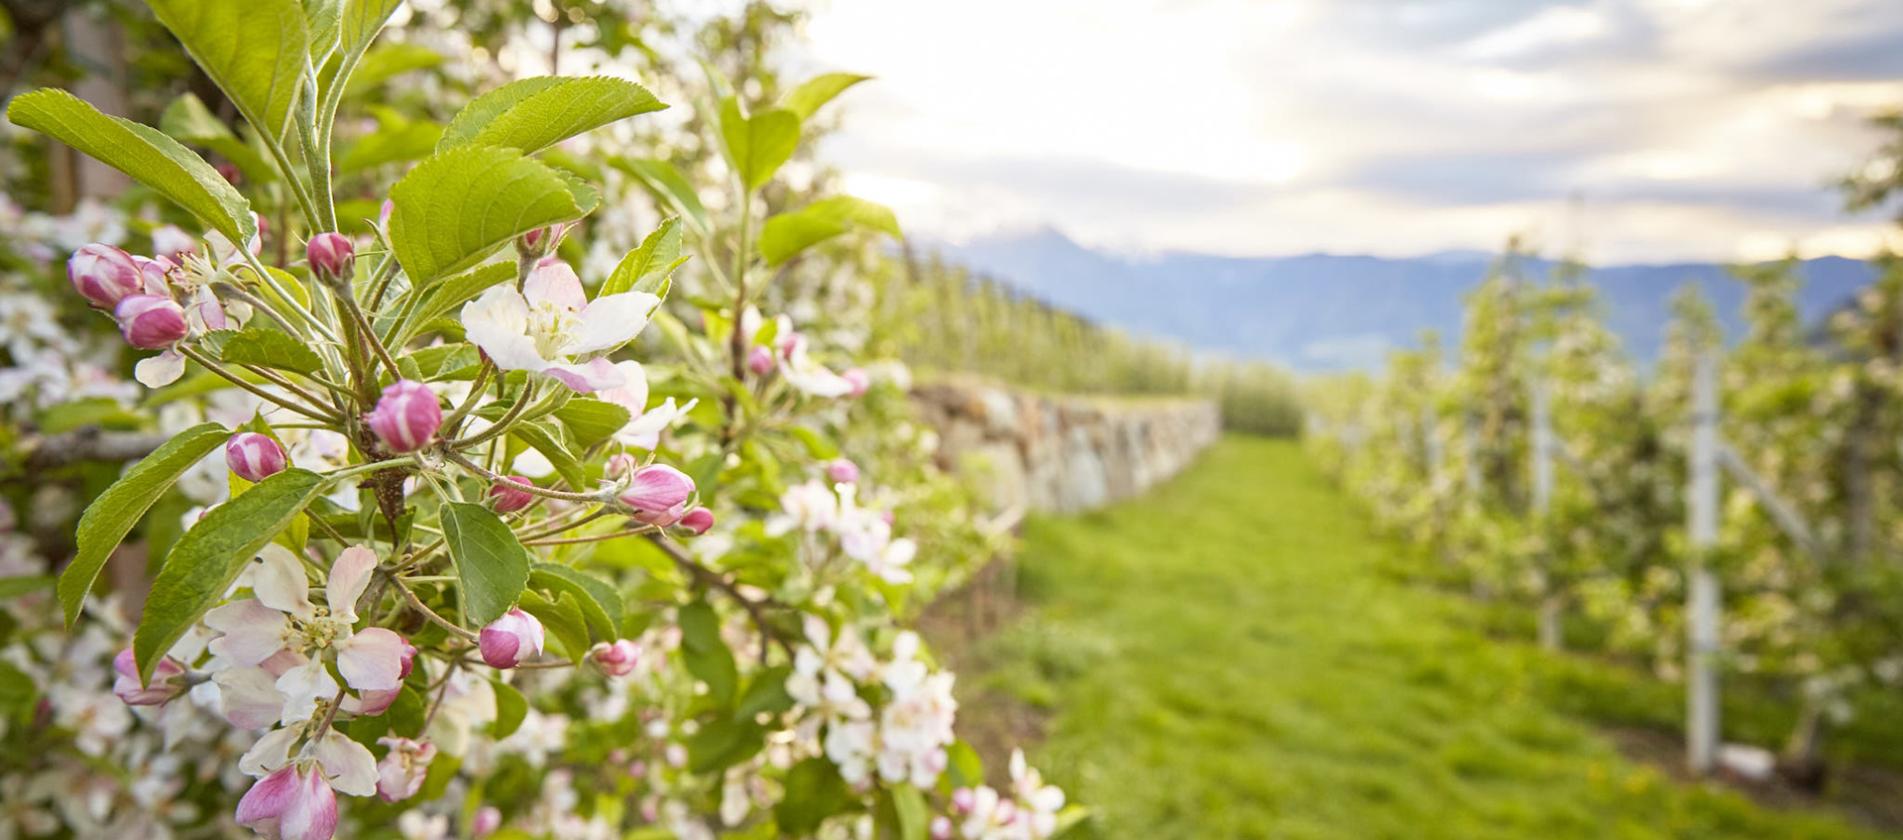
(552, 398), (631, 449)
(7, 89), (255, 243)
(601, 218), (684, 297)
(512, 421), (588, 492)
(528, 564), (621, 643)
(615, 158), (710, 237)
(439, 76), (666, 155)
(441, 502), (531, 627)
(717, 98), (800, 191)
(759, 195), (901, 267)
(781, 72), (871, 121)
(60, 423), (228, 628)
(134, 468), (325, 681)
(388, 146), (588, 282)
(148, 0), (310, 140)
(490, 679), (526, 738)
(679, 601), (736, 706)
(204, 327), (326, 375)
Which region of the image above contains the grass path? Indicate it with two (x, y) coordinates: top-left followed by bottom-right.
(949, 436), (1883, 839)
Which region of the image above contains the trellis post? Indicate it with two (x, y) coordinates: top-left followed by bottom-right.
(1686, 350), (1721, 776)
(1530, 380), (1561, 650)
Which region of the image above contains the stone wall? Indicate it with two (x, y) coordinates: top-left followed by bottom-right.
(911, 380), (1222, 515)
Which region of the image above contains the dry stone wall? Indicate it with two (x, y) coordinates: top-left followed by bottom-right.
(912, 380), (1221, 515)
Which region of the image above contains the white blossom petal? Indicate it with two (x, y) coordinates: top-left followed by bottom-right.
(217, 667), (289, 730)
(206, 600), (289, 667)
(314, 730), (379, 797)
(325, 546), (377, 624)
(337, 628), (405, 691)
(275, 659), (338, 724)
(239, 725), (301, 776)
(134, 350), (186, 387)
(567, 292), (658, 355)
(253, 545), (315, 620)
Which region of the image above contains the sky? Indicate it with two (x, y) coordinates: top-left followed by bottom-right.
(789, 0), (1903, 264)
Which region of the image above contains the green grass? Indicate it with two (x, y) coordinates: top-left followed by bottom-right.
(954, 436), (1887, 840)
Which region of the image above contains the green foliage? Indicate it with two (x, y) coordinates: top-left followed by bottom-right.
(134, 468), (326, 682)
(781, 72), (871, 121)
(387, 146), (592, 282)
(438, 76), (666, 154)
(602, 218), (687, 296)
(62, 423), (229, 627)
(759, 195), (901, 267)
(718, 97), (801, 190)
(6, 89), (256, 242)
(441, 502), (531, 626)
(147, 0), (309, 139)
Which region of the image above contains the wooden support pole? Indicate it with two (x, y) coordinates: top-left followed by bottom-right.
(1531, 380), (1561, 650)
(1686, 350), (1721, 776)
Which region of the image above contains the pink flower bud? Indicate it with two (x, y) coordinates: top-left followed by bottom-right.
(395, 634), (417, 680)
(236, 764), (337, 840)
(490, 475), (535, 512)
(931, 816), (953, 840)
(747, 345), (775, 376)
(225, 432), (288, 482)
(826, 459), (860, 484)
(589, 639), (641, 677)
(306, 232), (355, 285)
(375, 737), (438, 803)
(112, 648), (186, 706)
(677, 506), (714, 535)
(471, 806), (502, 838)
(479, 608), (545, 669)
(69, 244), (142, 308)
(518, 224), (567, 257)
(619, 464), (695, 527)
(778, 332), (804, 360)
(114, 295), (189, 349)
(843, 367), (871, 397)
(368, 380), (441, 453)
(132, 256), (176, 295)
(215, 162), (242, 186)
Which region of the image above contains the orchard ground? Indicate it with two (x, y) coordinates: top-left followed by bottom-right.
(928, 436), (1903, 839)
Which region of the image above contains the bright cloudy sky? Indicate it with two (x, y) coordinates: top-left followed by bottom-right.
(786, 0), (1903, 264)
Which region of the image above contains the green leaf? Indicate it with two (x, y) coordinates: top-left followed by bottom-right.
(679, 601), (738, 706)
(439, 76), (666, 155)
(718, 98), (800, 191)
(133, 468), (325, 681)
(490, 679), (527, 738)
(685, 717), (765, 773)
(946, 740), (983, 788)
(305, 0), (343, 63)
(36, 397), (146, 434)
(7, 89), (255, 243)
(891, 784), (928, 840)
(776, 758), (853, 834)
(388, 146), (589, 282)
(759, 196), (901, 267)
(0, 661), (38, 713)
(781, 72), (871, 121)
(158, 93), (275, 184)
(519, 590), (590, 662)
(551, 398), (631, 449)
(0, 576), (54, 600)
(528, 564), (619, 643)
(615, 158), (710, 238)
(61, 423), (228, 628)
(333, 6), (419, 97)
(148, 0), (310, 140)
(600, 218), (684, 297)
(441, 502), (532, 627)
(512, 421), (588, 493)
(734, 665), (794, 719)
(336, 109), (443, 173)
(203, 327), (325, 375)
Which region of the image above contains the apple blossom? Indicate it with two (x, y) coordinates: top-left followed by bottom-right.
(490, 475), (536, 513)
(151, 224), (195, 261)
(471, 806), (503, 837)
(111, 648), (185, 707)
(620, 464), (695, 527)
(597, 360), (699, 449)
(236, 764), (338, 840)
(843, 367), (871, 397)
(747, 345), (775, 376)
(375, 737), (437, 802)
(479, 608), (545, 669)
(369, 379), (442, 453)
(589, 639), (641, 677)
(226, 432), (288, 482)
(114, 295), (189, 349)
(68, 243), (142, 308)
(459, 257), (657, 392)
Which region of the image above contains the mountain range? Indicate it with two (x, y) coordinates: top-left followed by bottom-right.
(934, 228), (1880, 373)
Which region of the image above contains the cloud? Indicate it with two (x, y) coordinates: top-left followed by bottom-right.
(800, 0), (1903, 263)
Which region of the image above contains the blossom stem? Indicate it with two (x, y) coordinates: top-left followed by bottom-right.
(524, 525), (655, 547)
(235, 362), (344, 418)
(444, 451), (608, 503)
(337, 287), (403, 378)
(441, 359), (495, 437)
(389, 574), (480, 641)
(645, 533), (793, 662)
(237, 248), (341, 346)
(176, 345), (338, 422)
(324, 457), (415, 483)
(447, 380), (539, 449)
